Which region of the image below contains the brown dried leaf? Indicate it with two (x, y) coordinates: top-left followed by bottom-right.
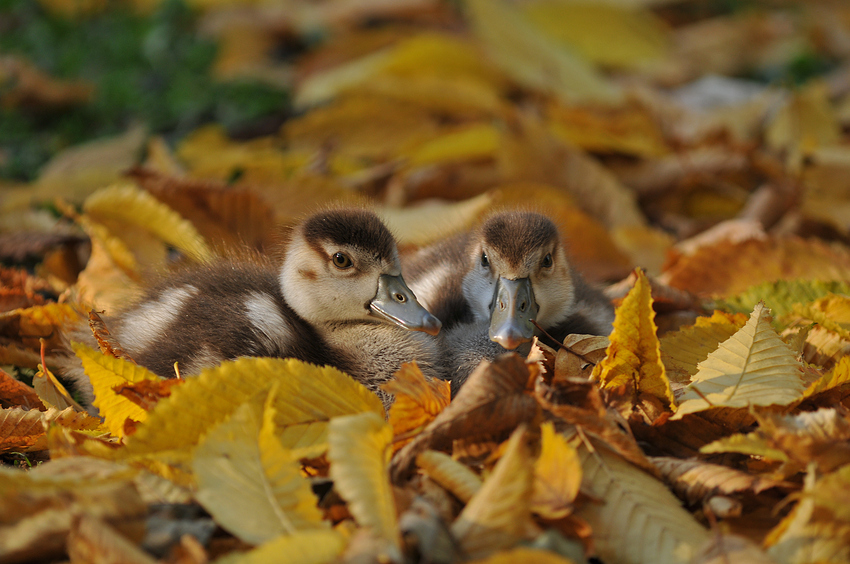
(415, 449), (482, 504)
(553, 334), (609, 382)
(391, 354), (539, 482)
(661, 237), (850, 298)
(0, 367), (44, 410)
(0, 55), (93, 109)
(0, 407), (46, 452)
(114, 378), (182, 412)
(652, 456), (786, 507)
(128, 167), (277, 251)
(88, 310), (134, 363)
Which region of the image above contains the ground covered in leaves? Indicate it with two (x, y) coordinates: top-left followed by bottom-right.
(3, 0), (850, 563)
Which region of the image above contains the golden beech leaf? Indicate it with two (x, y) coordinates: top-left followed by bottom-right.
(0, 368), (43, 410)
(193, 387), (326, 546)
(328, 411), (400, 558)
(801, 356), (850, 400)
(765, 81), (841, 156)
(73, 342), (162, 438)
(660, 311), (749, 384)
(792, 293), (850, 340)
(672, 303), (806, 419)
(83, 183), (213, 263)
(72, 219), (141, 313)
(415, 450), (482, 504)
(592, 269), (675, 412)
(0, 407), (46, 452)
(467, 0), (621, 105)
(450, 426), (535, 560)
(719, 279), (850, 319)
(531, 422), (582, 519)
(573, 434), (713, 564)
(0, 302), (82, 350)
(651, 456), (786, 507)
(381, 362), (451, 452)
(123, 358), (383, 459)
(755, 408), (850, 473)
(214, 530), (347, 564)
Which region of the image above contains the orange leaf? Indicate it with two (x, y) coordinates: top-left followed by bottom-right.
(381, 362), (450, 452)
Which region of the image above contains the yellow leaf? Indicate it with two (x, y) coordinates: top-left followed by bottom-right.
(376, 193), (492, 248)
(700, 432), (789, 462)
(68, 515), (158, 564)
(673, 303), (806, 419)
(83, 183), (212, 263)
(765, 81), (841, 157)
(193, 388), (325, 545)
(415, 450), (482, 504)
(122, 358), (382, 460)
(467, 0), (621, 105)
(532, 422), (582, 519)
(327, 411), (400, 557)
(660, 311), (749, 383)
(792, 293), (850, 340)
(0, 302), (82, 350)
(574, 434), (712, 564)
(451, 426), (535, 560)
(521, 1), (670, 70)
(73, 343), (161, 438)
(405, 123), (501, 167)
(468, 547), (579, 564)
(215, 529), (347, 564)
(593, 269), (675, 411)
(801, 356), (850, 400)
(381, 362), (451, 451)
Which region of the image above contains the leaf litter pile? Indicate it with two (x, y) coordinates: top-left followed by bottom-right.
(5, 1), (850, 563)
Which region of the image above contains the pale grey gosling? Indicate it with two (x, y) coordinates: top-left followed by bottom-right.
(402, 211), (613, 392)
(64, 208), (442, 409)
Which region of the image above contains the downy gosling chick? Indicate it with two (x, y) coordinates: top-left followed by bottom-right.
(402, 211), (613, 390)
(65, 208), (442, 408)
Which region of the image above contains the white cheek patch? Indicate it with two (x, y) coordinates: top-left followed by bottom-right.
(244, 292), (291, 350)
(119, 285), (198, 352)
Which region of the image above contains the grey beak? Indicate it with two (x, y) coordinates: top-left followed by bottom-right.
(370, 274), (442, 335)
(489, 277), (538, 349)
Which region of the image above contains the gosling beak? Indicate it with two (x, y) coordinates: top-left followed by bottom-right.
(489, 277), (538, 350)
(370, 274), (442, 335)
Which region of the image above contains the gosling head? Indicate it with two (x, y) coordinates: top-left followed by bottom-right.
(463, 211), (576, 349)
(280, 208), (441, 335)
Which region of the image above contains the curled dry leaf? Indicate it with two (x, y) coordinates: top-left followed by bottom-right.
(451, 426), (536, 560)
(673, 303), (806, 419)
(652, 456), (787, 507)
(552, 334), (609, 382)
(592, 269), (675, 415)
(800, 356), (850, 401)
(0, 407), (47, 453)
(391, 353), (539, 481)
(34, 359), (84, 413)
(193, 387), (326, 546)
(87, 310), (134, 363)
(328, 411), (401, 559)
(382, 362), (451, 452)
(415, 449), (482, 504)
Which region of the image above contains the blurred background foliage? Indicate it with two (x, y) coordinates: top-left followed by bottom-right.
(0, 0), (290, 180)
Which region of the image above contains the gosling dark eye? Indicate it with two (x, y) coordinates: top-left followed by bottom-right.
(332, 252), (353, 269)
(542, 253), (553, 268)
(481, 252), (489, 268)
